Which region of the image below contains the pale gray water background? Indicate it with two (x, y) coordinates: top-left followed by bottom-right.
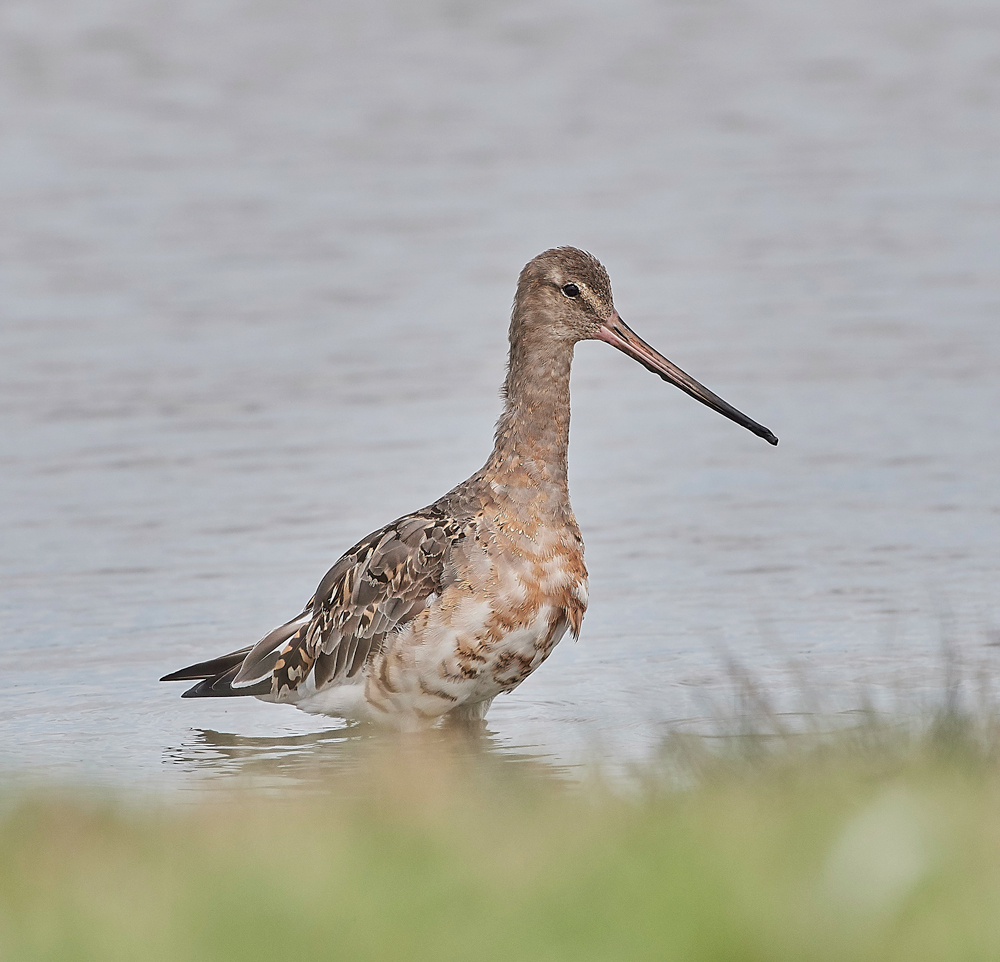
(1, 0), (999, 790)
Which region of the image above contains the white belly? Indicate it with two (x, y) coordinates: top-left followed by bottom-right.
(262, 600), (570, 728)
(273, 676), (371, 720)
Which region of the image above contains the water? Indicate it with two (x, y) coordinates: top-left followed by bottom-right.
(2, 0), (999, 791)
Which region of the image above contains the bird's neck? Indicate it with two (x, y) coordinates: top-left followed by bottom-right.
(485, 327), (574, 493)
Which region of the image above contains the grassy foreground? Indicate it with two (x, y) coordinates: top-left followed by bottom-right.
(3, 725), (1000, 962)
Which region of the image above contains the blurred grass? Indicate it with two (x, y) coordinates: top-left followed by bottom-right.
(3, 716), (1000, 962)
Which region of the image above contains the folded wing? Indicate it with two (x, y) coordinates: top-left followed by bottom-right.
(162, 505), (472, 700)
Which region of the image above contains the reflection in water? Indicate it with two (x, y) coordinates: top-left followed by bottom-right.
(165, 723), (576, 790)
(165, 725), (362, 783)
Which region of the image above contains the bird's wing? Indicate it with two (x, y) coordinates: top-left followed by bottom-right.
(231, 507), (473, 697)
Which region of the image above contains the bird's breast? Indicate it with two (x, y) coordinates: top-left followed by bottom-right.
(364, 508), (588, 720)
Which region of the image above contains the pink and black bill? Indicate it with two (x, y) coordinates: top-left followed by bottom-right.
(597, 314), (778, 446)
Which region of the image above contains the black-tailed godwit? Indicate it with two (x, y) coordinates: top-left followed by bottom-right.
(162, 248), (777, 726)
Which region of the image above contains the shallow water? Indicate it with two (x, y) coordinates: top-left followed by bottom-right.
(2, 0), (999, 791)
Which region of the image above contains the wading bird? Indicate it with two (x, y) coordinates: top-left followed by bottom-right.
(162, 248), (777, 727)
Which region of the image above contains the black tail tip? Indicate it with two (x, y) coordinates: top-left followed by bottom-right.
(180, 679), (215, 698)
(177, 671), (272, 699)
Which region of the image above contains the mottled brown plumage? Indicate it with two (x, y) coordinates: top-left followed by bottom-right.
(162, 248), (776, 727)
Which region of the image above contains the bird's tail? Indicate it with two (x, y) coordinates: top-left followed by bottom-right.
(161, 607), (314, 698)
(160, 647), (271, 698)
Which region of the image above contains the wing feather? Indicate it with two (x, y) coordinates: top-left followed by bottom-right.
(164, 504), (474, 701)
(264, 506), (471, 698)
(231, 608), (312, 687)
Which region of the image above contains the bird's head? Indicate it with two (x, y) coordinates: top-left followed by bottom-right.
(512, 247), (778, 445)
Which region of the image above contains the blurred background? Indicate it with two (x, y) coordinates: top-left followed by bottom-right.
(1, 0), (999, 789)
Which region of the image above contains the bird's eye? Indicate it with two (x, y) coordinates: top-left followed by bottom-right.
(561, 283), (580, 298)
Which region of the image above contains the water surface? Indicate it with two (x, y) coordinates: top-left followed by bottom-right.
(2, 0), (999, 790)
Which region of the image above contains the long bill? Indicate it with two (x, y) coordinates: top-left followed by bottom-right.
(596, 314), (778, 446)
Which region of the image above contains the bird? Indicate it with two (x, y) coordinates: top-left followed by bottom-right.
(162, 248), (777, 728)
